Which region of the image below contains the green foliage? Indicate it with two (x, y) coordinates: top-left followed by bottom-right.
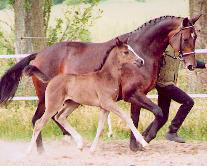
(8, 0), (14, 5)
(24, 0), (32, 12)
(65, 0), (106, 5)
(53, 0), (65, 5)
(0, 0), (8, 9)
(0, 26), (14, 55)
(47, 3), (103, 45)
(134, 0), (146, 2)
(44, 0), (52, 34)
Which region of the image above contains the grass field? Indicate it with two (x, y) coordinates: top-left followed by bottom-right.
(0, 0), (207, 142)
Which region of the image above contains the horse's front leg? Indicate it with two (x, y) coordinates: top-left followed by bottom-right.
(125, 91), (163, 144)
(130, 104), (142, 152)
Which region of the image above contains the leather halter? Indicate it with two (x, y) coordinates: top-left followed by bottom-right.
(169, 25), (197, 61)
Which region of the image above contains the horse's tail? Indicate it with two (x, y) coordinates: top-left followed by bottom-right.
(0, 53), (37, 105)
(24, 65), (50, 83)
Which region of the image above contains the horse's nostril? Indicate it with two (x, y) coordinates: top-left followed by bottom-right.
(187, 65), (194, 71)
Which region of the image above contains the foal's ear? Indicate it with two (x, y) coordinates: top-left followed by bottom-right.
(182, 17), (190, 27)
(190, 14), (202, 25)
(115, 37), (123, 47)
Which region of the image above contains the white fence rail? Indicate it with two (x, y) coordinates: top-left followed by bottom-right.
(1, 49), (207, 101)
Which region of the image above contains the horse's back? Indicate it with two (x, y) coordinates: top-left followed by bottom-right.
(32, 41), (114, 78)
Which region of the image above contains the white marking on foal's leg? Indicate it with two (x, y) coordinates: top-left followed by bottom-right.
(63, 134), (73, 143)
(103, 102), (148, 147)
(107, 113), (113, 138)
(26, 114), (50, 155)
(56, 115), (83, 150)
(90, 109), (109, 153)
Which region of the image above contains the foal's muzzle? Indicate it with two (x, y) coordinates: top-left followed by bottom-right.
(135, 59), (144, 68)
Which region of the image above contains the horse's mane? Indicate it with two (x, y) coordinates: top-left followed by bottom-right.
(126, 15), (182, 36)
(95, 43), (117, 71)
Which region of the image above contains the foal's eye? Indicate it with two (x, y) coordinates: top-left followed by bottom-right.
(124, 51), (129, 54)
(184, 39), (188, 42)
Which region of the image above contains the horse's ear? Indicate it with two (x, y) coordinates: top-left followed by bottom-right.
(182, 17), (190, 27)
(125, 36), (129, 44)
(190, 14), (202, 25)
(115, 37), (123, 47)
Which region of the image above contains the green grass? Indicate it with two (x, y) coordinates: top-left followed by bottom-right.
(0, 99), (207, 141)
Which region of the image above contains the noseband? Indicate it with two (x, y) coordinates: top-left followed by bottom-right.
(169, 25), (197, 61)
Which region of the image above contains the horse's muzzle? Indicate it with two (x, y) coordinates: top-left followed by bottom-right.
(187, 65), (194, 71)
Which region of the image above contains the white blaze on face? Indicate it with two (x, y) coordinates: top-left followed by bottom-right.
(127, 44), (145, 65)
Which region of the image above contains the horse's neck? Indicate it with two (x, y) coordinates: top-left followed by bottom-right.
(99, 49), (122, 80)
(123, 18), (181, 59)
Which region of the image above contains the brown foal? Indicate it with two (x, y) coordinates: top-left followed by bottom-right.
(26, 38), (147, 154)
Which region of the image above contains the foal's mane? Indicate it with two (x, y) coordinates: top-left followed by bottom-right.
(95, 43), (118, 71)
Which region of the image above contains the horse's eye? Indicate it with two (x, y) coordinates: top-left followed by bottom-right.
(124, 51), (129, 54)
(184, 39), (188, 42)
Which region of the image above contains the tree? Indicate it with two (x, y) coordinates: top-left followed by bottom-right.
(188, 0), (207, 93)
(13, 0), (51, 55)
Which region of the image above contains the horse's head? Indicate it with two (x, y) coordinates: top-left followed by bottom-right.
(168, 15), (201, 71)
(115, 37), (144, 68)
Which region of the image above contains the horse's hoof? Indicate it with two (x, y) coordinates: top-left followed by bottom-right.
(129, 140), (138, 152)
(130, 140), (145, 152)
(137, 143), (145, 151)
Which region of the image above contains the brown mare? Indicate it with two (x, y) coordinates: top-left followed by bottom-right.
(0, 15), (200, 153)
(25, 38), (148, 154)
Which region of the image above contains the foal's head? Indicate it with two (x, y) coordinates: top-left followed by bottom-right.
(114, 38), (144, 68)
(168, 15), (201, 70)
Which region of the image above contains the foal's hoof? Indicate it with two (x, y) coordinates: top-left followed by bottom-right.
(107, 132), (113, 138)
(77, 142), (83, 151)
(37, 147), (45, 155)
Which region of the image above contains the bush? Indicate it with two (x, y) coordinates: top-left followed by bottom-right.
(65, 0), (106, 5)
(53, 0), (65, 5)
(47, 3), (102, 45)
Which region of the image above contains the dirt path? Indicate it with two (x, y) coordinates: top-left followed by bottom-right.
(0, 139), (206, 166)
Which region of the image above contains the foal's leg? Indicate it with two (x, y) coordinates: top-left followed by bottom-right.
(90, 109), (109, 152)
(107, 113), (113, 138)
(32, 78), (70, 153)
(126, 91), (163, 143)
(102, 100), (148, 147)
(55, 102), (83, 150)
(27, 111), (57, 154)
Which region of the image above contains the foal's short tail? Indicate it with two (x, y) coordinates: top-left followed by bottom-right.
(0, 53), (37, 105)
(24, 65), (50, 83)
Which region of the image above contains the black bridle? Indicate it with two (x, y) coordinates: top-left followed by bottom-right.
(169, 25), (197, 61)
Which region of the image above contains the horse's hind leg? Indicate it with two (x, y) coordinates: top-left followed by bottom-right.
(55, 101), (83, 150)
(90, 109), (109, 152)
